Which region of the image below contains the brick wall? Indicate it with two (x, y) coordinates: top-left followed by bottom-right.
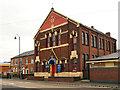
(90, 68), (119, 82)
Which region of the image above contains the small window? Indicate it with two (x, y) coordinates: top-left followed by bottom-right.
(92, 55), (94, 58)
(82, 32), (85, 45)
(73, 58), (77, 64)
(82, 54), (85, 70)
(72, 65), (77, 72)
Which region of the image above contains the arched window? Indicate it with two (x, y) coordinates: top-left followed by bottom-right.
(47, 34), (50, 48)
(58, 31), (61, 45)
(82, 32), (85, 45)
(73, 35), (77, 50)
(52, 32), (55, 46)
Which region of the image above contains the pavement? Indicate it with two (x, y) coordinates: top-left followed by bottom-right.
(1, 78), (120, 90)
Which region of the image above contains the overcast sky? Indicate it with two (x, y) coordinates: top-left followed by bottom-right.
(0, 0), (119, 62)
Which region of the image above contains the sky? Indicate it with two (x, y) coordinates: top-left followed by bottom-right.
(0, 0), (119, 62)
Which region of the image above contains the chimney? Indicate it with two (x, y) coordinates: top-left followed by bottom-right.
(105, 32), (111, 37)
(91, 26), (94, 29)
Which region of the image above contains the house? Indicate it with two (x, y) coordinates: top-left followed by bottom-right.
(32, 8), (116, 82)
(11, 50), (35, 78)
(0, 62), (11, 78)
(86, 50), (120, 83)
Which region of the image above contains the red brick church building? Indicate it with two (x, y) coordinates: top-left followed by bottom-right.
(33, 8), (116, 81)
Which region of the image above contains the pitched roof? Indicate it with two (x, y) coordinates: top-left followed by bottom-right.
(12, 50), (34, 59)
(87, 51), (119, 61)
(33, 8), (116, 41)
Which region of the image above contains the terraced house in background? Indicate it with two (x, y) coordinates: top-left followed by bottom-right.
(11, 50), (35, 77)
(32, 8), (117, 82)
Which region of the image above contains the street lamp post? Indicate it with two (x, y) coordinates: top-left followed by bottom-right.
(14, 34), (21, 78)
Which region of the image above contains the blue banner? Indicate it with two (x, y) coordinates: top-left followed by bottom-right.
(57, 64), (61, 72)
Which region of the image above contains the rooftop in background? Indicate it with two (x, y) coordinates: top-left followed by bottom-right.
(87, 50), (120, 61)
(11, 50), (34, 59)
(0, 62), (10, 66)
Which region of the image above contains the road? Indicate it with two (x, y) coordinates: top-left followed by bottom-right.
(0, 78), (119, 90)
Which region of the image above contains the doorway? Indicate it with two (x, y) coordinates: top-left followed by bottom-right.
(48, 58), (56, 77)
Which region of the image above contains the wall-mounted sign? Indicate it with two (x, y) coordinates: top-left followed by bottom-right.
(57, 64), (61, 72)
(45, 65), (49, 68)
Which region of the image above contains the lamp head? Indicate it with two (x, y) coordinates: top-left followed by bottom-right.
(14, 36), (17, 39)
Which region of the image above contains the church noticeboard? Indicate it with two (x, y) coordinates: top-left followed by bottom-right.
(45, 65), (49, 68)
(57, 64), (61, 72)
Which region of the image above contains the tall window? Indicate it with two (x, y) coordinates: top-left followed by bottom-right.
(31, 67), (34, 74)
(26, 67), (28, 74)
(61, 60), (65, 72)
(73, 35), (77, 50)
(82, 32), (85, 45)
(94, 36), (97, 48)
(20, 59), (22, 65)
(16, 68), (17, 72)
(72, 58), (77, 72)
(47, 34), (50, 48)
(26, 58), (28, 64)
(58, 31), (61, 45)
(52, 32), (55, 46)
(108, 41), (110, 51)
(112, 43), (114, 53)
(15, 60), (17, 65)
(106, 40), (108, 51)
(86, 54), (89, 60)
(91, 35), (94, 47)
(31, 57), (34, 64)
(37, 46), (39, 56)
(102, 39), (104, 50)
(36, 62), (39, 72)
(85, 33), (89, 45)
(99, 38), (101, 49)
(82, 54), (85, 70)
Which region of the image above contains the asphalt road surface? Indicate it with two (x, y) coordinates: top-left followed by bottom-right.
(0, 78), (119, 90)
